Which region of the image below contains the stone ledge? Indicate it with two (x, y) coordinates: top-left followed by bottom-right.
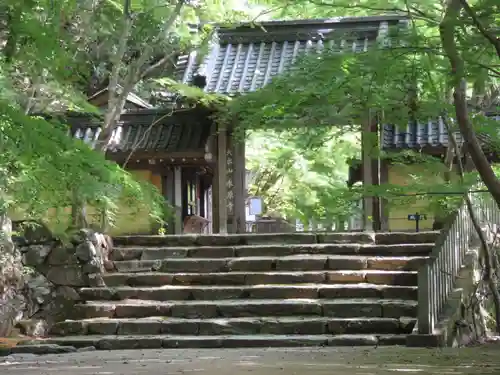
(0, 344), (78, 357)
(112, 232), (439, 248)
(375, 232), (440, 245)
(16, 333), (409, 350)
(78, 284), (418, 302)
(101, 270), (419, 288)
(49, 317), (416, 336)
(406, 333), (444, 347)
(67, 299), (418, 320)
(110, 244), (434, 263)
(108, 255), (429, 274)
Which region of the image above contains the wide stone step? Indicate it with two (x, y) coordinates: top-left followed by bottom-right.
(79, 284), (418, 301)
(110, 243), (434, 261)
(112, 232), (376, 247)
(375, 231), (439, 245)
(50, 316), (416, 336)
(109, 255), (428, 273)
(102, 270), (418, 287)
(19, 333), (407, 349)
(112, 231), (439, 248)
(70, 299), (417, 320)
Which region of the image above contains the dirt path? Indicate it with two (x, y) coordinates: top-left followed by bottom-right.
(2, 346), (500, 375)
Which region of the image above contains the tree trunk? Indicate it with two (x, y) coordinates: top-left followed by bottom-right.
(440, 0), (500, 333)
(440, 0), (500, 211)
(95, 0), (186, 152)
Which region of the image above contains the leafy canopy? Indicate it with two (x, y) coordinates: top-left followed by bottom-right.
(227, 0), (499, 222)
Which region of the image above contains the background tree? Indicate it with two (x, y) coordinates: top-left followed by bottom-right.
(226, 0), (499, 225)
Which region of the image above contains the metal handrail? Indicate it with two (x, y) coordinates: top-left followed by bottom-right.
(417, 190), (500, 334)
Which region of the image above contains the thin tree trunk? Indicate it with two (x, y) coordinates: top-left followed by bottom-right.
(440, 0), (500, 211)
(95, 0), (186, 152)
(440, 0), (500, 333)
(442, 114), (500, 334)
(75, 0), (185, 228)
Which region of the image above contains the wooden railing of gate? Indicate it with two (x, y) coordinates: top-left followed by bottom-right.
(246, 217), (363, 233)
(417, 190), (500, 334)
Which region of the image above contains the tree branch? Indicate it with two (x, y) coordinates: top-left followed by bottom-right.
(459, 0), (500, 58)
(140, 52), (177, 80)
(440, 5), (500, 330)
(306, 0), (440, 23)
(96, 0), (134, 151)
(96, 0), (186, 151)
(133, 0), (186, 82)
(440, 0), (500, 208)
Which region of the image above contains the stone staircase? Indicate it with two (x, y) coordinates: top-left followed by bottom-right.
(34, 231), (439, 350)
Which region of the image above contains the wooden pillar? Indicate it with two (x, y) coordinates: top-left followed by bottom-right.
(372, 157), (381, 231)
(173, 166), (182, 234)
(195, 173), (201, 216)
(162, 168), (175, 234)
(211, 169), (220, 233)
(217, 125), (228, 234)
(362, 112), (381, 231)
(362, 115), (375, 231)
(380, 158), (390, 231)
(199, 177), (205, 218)
(231, 132), (246, 233)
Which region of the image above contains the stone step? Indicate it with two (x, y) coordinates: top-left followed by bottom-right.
(50, 317), (416, 336)
(375, 231), (439, 245)
(18, 333), (407, 349)
(79, 284), (418, 301)
(112, 232), (375, 247)
(102, 270), (418, 287)
(112, 231), (439, 248)
(110, 243), (434, 261)
(109, 255), (428, 273)
(70, 299), (417, 320)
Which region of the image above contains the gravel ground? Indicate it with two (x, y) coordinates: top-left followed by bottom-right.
(2, 346), (500, 375)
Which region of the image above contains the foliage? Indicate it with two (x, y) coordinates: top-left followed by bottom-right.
(222, 0), (499, 223)
(0, 100), (166, 234)
(1, 0), (499, 229)
(0, 0), (260, 233)
(247, 129), (360, 223)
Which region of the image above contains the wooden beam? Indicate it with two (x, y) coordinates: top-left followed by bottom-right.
(123, 163), (213, 175)
(107, 150), (207, 162)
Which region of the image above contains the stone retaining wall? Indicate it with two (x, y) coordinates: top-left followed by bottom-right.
(1, 220), (111, 338)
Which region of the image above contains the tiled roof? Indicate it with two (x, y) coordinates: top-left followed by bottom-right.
(176, 15), (408, 94)
(382, 115), (500, 150)
(66, 107), (214, 155)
